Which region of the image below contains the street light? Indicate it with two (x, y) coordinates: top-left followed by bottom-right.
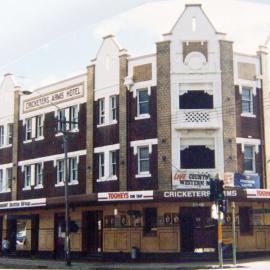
(21, 89), (73, 266)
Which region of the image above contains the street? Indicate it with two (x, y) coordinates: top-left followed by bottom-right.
(0, 256), (269, 269)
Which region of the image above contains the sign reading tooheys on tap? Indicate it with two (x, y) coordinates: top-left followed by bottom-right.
(98, 191), (153, 202)
(172, 171), (214, 189)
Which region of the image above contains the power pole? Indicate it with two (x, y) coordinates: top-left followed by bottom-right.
(217, 208), (223, 268)
(231, 202), (237, 265)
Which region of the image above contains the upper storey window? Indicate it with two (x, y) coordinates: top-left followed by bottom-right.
(179, 90), (213, 109)
(98, 98), (105, 125)
(137, 88), (149, 116)
(57, 105), (79, 133)
(97, 95), (118, 127)
(0, 123), (13, 148)
(24, 115), (44, 142)
(242, 87), (253, 114)
(0, 126), (4, 147)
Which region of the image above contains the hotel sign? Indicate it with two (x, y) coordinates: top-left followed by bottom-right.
(98, 191), (153, 202)
(23, 83), (84, 113)
(0, 198), (46, 210)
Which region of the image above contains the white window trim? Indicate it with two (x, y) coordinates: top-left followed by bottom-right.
(94, 144), (120, 182)
(0, 164), (12, 193)
(240, 85), (256, 117)
(130, 139), (157, 155)
(243, 145), (256, 174)
(236, 138), (261, 154)
(18, 149), (86, 167)
(136, 87), (151, 119)
(23, 114), (45, 143)
(136, 146), (151, 177)
(0, 123), (13, 149)
(96, 96), (118, 128)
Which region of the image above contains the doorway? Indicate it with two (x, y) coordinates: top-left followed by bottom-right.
(54, 213), (65, 259)
(180, 207), (217, 253)
(82, 211), (103, 254)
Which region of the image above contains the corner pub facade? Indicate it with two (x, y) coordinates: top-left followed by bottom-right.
(0, 3), (270, 260)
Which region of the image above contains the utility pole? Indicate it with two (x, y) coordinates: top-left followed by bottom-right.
(231, 202), (237, 265)
(63, 120), (71, 266)
(217, 208), (223, 268)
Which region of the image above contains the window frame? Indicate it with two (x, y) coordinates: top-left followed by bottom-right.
(109, 150), (117, 177)
(24, 165), (31, 189)
(35, 163), (43, 187)
(70, 105), (79, 130)
(0, 125), (5, 147)
(0, 169), (3, 192)
(241, 87), (253, 114)
(138, 146), (150, 175)
(98, 98), (105, 125)
(6, 168), (12, 190)
(69, 157), (78, 183)
(25, 118), (32, 141)
(36, 115), (44, 138)
(98, 153), (105, 179)
(56, 159), (65, 184)
(109, 95), (117, 122)
(243, 145), (255, 173)
(7, 123), (13, 145)
(137, 88), (150, 118)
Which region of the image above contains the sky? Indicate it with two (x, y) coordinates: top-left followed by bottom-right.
(0, 0), (269, 90)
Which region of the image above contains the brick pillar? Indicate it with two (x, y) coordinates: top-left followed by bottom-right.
(86, 64), (95, 194)
(11, 88), (20, 201)
(257, 46), (269, 188)
(119, 53), (129, 191)
(156, 40), (172, 190)
(220, 40), (237, 173)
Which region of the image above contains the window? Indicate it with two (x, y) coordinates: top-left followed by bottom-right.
(239, 207), (252, 234)
(244, 145), (255, 172)
(181, 145), (215, 169)
(24, 165), (31, 188)
(179, 91), (213, 109)
(110, 95), (117, 121)
(69, 157), (78, 183)
(137, 89), (149, 116)
(0, 126), (4, 147)
(35, 163), (43, 186)
(99, 98), (105, 125)
(98, 153), (105, 179)
(36, 115), (43, 138)
(57, 160), (65, 183)
(242, 87), (253, 113)
(25, 118), (32, 141)
(57, 109), (66, 132)
(109, 151), (117, 177)
(0, 170), (3, 192)
(7, 168), (12, 190)
(7, 124), (13, 144)
(144, 208), (157, 235)
(138, 146), (150, 174)
(70, 106), (79, 130)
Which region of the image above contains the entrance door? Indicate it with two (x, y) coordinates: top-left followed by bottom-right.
(82, 211), (103, 254)
(31, 215), (39, 255)
(6, 218), (17, 252)
(180, 207), (217, 253)
(54, 214), (65, 259)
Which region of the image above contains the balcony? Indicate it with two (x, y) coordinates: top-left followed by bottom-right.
(173, 109), (221, 130)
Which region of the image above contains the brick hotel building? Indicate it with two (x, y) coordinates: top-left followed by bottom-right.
(0, 4), (270, 259)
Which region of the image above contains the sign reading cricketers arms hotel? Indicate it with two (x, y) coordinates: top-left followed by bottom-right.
(23, 83), (84, 113)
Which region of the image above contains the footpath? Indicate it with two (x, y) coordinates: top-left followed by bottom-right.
(0, 256), (269, 269)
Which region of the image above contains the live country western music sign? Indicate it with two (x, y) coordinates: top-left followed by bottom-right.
(172, 171), (213, 189)
(23, 83), (84, 113)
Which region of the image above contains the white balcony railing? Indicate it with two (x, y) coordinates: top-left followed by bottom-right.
(173, 109), (220, 130)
